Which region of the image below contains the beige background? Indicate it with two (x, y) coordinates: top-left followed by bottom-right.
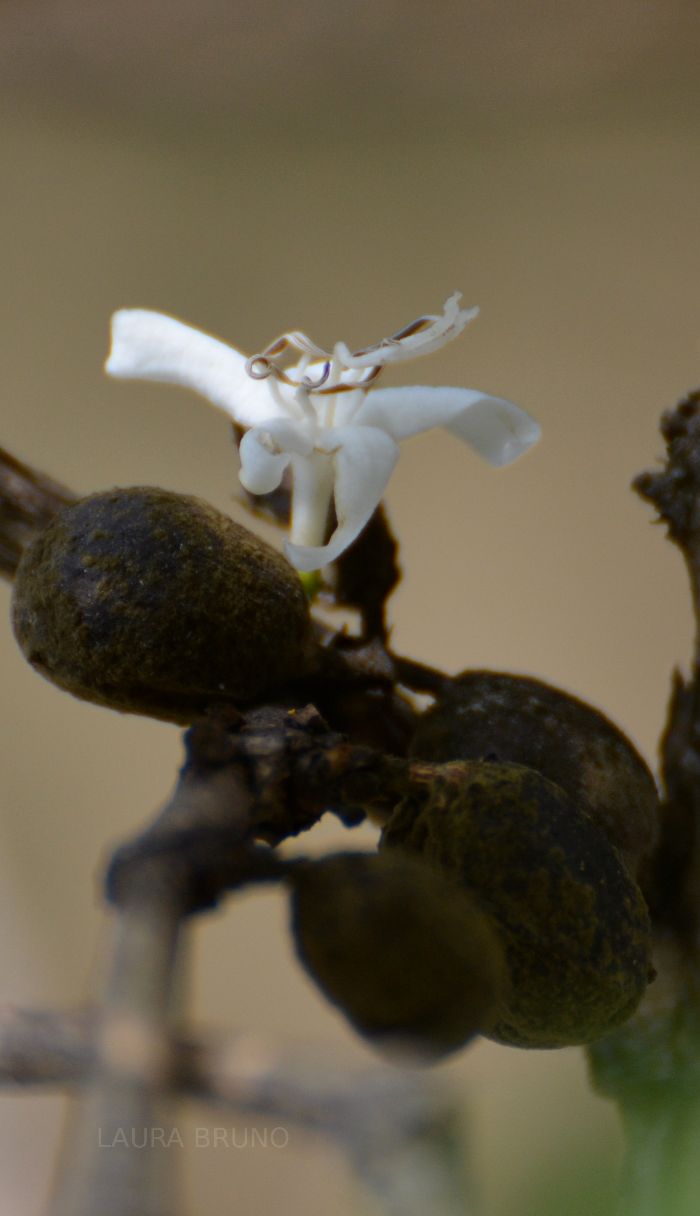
(1, 3), (700, 1213)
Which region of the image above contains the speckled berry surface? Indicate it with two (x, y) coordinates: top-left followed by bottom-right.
(12, 487), (311, 721)
(381, 760), (653, 1048)
(409, 671), (659, 876)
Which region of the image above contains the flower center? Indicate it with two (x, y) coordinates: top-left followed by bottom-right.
(244, 331), (384, 403)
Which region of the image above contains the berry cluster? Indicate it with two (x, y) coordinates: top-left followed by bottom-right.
(11, 487), (658, 1059)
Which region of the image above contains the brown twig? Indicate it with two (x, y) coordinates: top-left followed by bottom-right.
(0, 445), (469, 1213)
(634, 389), (700, 933)
(332, 503), (401, 641)
(0, 446), (76, 579)
(44, 707), (427, 1216)
(105, 706), (419, 915)
(588, 389), (700, 1216)
(45, 729), (260, 1216)
(390, 651), (451, 697)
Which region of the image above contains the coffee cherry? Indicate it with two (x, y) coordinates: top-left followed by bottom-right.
(381, 760), (653, 1049)
(409, 671), (659, 877)
(12, 487), (311, 722)
(289, 851), (508, 1060)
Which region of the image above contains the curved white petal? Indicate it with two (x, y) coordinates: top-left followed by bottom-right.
(106, 309), (282, 428)
(353, 386), (540, 464)
(284, 425), (400, 572)
(239, 419), (314, 494)
(444, 393), (541, 465)
(335, 293), (479, 369)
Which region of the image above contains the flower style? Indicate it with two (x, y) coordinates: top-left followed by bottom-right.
(106, 293), (540, 572)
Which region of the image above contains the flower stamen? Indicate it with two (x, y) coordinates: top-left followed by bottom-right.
(246, 349), (384, 397)
(245, 355), (275, 380)
(301, 362), (332, 391)
(352, 313), (433, 359)
(313, 365), (385, 395)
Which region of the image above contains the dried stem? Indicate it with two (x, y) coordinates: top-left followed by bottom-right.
(0, 1006), (97, 1085)
(390, 651), (451, 697)
(0, 443), (469, 1213)
(0, 1004), (471, 1216)
(0, 446), (76, 579)
(47, 861), (189, 1216)
(0, 1000), (451, 1138)
(588, 390), (700, 1216)
(41, 708), (428, 1216)
(46, 726), (261, 1216)
(634, 391), (700, 934)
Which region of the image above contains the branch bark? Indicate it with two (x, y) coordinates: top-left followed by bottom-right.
(45, 729), (261, 1216)
(0, 445), (471, 1214)
(0, 446), (76, 579)
(0, 1004), (470, 1216)
(588, 389), (700, 1216)
(46, 867), (189, 1216)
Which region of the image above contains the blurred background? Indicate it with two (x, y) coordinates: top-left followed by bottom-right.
(1, 1), (700, 1212)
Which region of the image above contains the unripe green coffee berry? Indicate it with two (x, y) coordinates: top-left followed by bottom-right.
(409, 671), (659, 876)
(12, 487), (311, 722)
(289, 851), (508, 1060)
(381, 761), (653, 1049)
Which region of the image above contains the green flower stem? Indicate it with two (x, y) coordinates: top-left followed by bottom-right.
(588, 936), (700, 1216)
(616, 1093), (700, 1216)
(300, 569), (323, 599)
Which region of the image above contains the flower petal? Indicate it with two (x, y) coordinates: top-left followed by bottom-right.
(106, 309), (282, 428)
(284, 425), (400, 571)
(444, 394), (542, 466)
(335, 293), (479, 369)
(239, 419), (314, 495)
(353, 386), (540, 464)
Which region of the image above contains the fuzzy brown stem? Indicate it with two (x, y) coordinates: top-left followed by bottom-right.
(390, 651), (451, 697)
(0, 446), (76, 579)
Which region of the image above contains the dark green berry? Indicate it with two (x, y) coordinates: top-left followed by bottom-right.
(381, 760), (653, 1049)
(289, 851), (508, 1060)
(12, 486), (311, 722)
(409, 671), (659, 876)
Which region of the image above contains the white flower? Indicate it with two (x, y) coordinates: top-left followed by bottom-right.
(105, 293), (540, 572)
